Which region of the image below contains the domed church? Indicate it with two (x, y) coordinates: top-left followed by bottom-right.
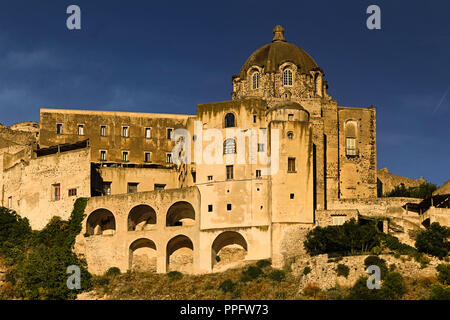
(1, 26), (377, 274)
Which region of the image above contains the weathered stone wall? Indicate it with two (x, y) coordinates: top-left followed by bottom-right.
(315, 209), (359, 227)
(39, 109), (195, 166)
(1, 147), (91, 229)
(338, 106), (377, 199)
(328, 197), (422, 217)
(292, 253), (443, 291)
(377, 168), (424, 196)
(98, 166), (179, 195)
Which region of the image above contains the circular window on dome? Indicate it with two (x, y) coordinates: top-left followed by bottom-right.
(287, 131), (294, 139)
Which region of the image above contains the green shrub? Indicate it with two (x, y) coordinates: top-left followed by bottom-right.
(167, 271), (183, 280)
(415, 222), (450, 259)
(382, 272), (407, 300)
(0, 207), (32, 264)
(436, 264), (450, 285)
(364, 255), (388, 280)
(240, 266), (263, 282)
(268, 270), (286, 282)
(5, 198), (92, 300)
(304, 219), (384, 256)
(336, 264), (350, 278)
(346, 276), (384, 300)
(382, 234), (417, 256)
(371, 246), (382, 255)
(219, 279), (236, 293)
(105, 267), (121, 277)
(303, 266), (312, 276)
(429, 283), (450, 300)
(256, 259), (271, 268)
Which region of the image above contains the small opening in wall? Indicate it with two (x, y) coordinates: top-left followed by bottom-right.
(290, 193), (294, 199)
(208, 175), (213, 181)
(260, 206), (263, 210)
(257, 188), (260, 191)
(208, 204), (213, 212)
(227, 204), (232, 211)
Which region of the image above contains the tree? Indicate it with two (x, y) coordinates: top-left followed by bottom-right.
(415, 222), (450, 259)
(304, 219), (383, 256)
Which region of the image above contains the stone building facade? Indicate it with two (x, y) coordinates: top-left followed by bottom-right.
(0, 26), (409, 275)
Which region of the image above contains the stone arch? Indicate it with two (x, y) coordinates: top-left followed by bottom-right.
(345, 119), (358, 138)
(211, 231), (248, 269)
(128, 204), (157, 231)
(166, 234), (194, 272)
(86, 208), (116, 236)
(129, 238), (157, 271)
(166, 201), (195, 227)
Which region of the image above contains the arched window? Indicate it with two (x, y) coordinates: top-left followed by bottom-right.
(252, 72), (260, 90)
(287, 131), (294, 139)
(345, 120), (358, 156)
(283, 69), (293, 86)
(223, 138), (236, 154)
(224, 113), (235, 128)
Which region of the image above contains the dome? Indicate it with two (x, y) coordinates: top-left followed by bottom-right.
(239, 25), (319, 79)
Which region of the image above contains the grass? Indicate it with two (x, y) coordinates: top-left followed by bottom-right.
(90, 262), (302, 300)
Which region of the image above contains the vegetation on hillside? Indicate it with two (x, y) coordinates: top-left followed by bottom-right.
(384, 181), (437, 199)
(0, 199), (92, 300)
(304, 218), (449, 260)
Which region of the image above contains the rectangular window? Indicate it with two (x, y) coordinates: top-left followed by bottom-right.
(154, 184), (166, 190)
(257, 143), (265, 152)
(256, 169), (262, 178)
(346, 137), (357, 156)
(288, 157), (296, 173)
(8, 196), (12, 209)
(208, 204), (213, 212)
(288, 114), (294, 121)
(192, 171), (196, 183)
(144, 152), (151, 163)
(78, 124), (84, 136)
(207, 175), (213, 181)
(102, 182), (111, 196)
(56, 123), (63, 134)
(145, 127), (152, 139)
(52, 183), (61, 201)
(127, 182), (138, 194)
(226, 165), (234, 180)
(122, 126), (129, 137)
(100, 150), (107, 161)
(166, 153), (173, 163)
(290, 193), (295, 199)
(123, 151), (129, 162)
(100, 125), (107, 136)
(332, 215), (346, 226)
(68, 188), (77, 197)
(227, 204), (232, 211)
(253, 115), (257, 123)
(167, 128), (173, 140)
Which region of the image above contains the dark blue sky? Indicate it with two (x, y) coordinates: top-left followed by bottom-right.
(0, 0), (448, 185)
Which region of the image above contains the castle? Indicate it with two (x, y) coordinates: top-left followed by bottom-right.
(1, 26), (445, 274)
